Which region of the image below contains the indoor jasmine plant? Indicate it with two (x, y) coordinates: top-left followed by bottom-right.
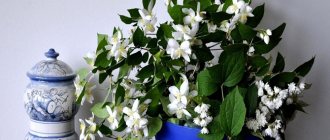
(75, 0), (315, 139)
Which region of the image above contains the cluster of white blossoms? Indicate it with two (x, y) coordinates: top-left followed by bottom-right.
(193, 103), (213, 134)
(79, 114), (103, 140)
(123, 99), (149, 137)
(121, 79), (146, 99)
(74, 75), (96, 105)
(138, 0), (157, 33)
(246, 80), (306, 139)
(167, 74), (197, 119)
(258, 29), (272, 44)
(105, 29), (129, 62)
(106, 106), (119, 130)
(216, 0), (254, 35)
(166, 3), (203, 62)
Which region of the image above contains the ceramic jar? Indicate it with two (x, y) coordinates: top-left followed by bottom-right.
(24, 49), (78, 140)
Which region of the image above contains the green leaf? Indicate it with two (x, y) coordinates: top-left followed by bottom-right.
(194, 46), (214, 62)
(128, 8), (140, 19)
(160, 96), (171, 116)
(115, 116), (127, 132)
(254, 37), (282, 54)
(98, 124), (112, 137)
(118, 64), (131, 79)
(94, 51), (111, 68)
(197, 68), (220, 96)
(145, 84), (165, 117)
(158, 24), (173, 38)
(250, 55), (268, 68)
(143, 0), (156, 10)
(146, 38), (159, 54)
(115, 85), (125, 105)
(272, 23), (286, 38)
(199, 113), (225, 140)
(99, 72), (108, 83)
(273, 52), (285, 73)
(77, 68), (90, 79)
(133, 27), (148, 47)
(76, 84), (86, 105)
(209, 12), (232, 26)
(245, 85), (258, 116)
(142, 52), (149, 63)
(91, 103), (109, 119)
(270, 72), (296, 86)
(238, 23), (257, 41)
(127, 52), (143, 65)
(294, 57), (315, 77)
(147, 117), (163, 137)
(119, 15), (134, 24)
(246, 4), (264, 28)
(220, 49), (246, 87)
(256, 63), (270, 77)
(168, 5), (184, 24)
(200, 0), (212, 10)
(137, 64), (154, 80)
(97, 34), (108, 52)
(220, 87), (246, 137)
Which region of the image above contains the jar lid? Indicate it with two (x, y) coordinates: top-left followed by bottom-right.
(27, 48), (76, 82)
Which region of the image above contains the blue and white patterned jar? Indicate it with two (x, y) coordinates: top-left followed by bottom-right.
(24, 49), (78, 140)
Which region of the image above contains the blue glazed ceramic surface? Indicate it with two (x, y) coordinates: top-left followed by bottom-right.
(24, 49), (77, 140)
(156, 122), (202, 140)
(156, 122), (260, 140)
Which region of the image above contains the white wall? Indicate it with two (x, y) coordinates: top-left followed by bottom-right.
(0, 0), (328, 139)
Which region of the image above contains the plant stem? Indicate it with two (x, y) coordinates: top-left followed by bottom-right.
(207, 42), (221, 48)
(221, 84), (224, 101)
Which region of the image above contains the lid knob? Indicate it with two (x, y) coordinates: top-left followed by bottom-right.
(45, 48), (59, 59)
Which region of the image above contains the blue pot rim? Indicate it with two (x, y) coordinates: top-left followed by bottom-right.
(164, 121), (201, 131)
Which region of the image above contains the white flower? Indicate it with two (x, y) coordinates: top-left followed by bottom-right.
(138, 0), (157, 33)
(255, 110), (267, 127)
(106, 39), (129, 61)
(121, 79), (146, 98)
(258, 29), (272, 44)
(288, 82), (296, 93)
(226, 0), (245, 14)
(246, 119), (259, 132)
(234, 3), (254, 23)
(166, 39), (192, 62)
(263, 120), (282, 140)
(220, 20), (236, 33)
(201, 127), (209, 134)
(182, 2), (203, 26)
(79, 119), (86, 140)
(194, 103), (213, 134)
(172, 24), (198, 41)
(299, 83), (306, 90)
(259, 84), (288, 110)
(110, 29), (123, 46)
(106, 106), (119, 130)
(74, 76), (96, 105)
(207, 21), (217, 33)
(167, 74), (193, 118)
(247, 46), (255, 56)
(84, 52), (96, 67)
(286, 97), (293, 105)
(256, 80), (265, 97)
(123, 99), (149, 137)
(246, 109), (267, 132)
(79, 114), (103, 140)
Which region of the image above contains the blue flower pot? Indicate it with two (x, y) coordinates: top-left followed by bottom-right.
(156, 122), (260, 140)
(156, 122), (202, 140)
